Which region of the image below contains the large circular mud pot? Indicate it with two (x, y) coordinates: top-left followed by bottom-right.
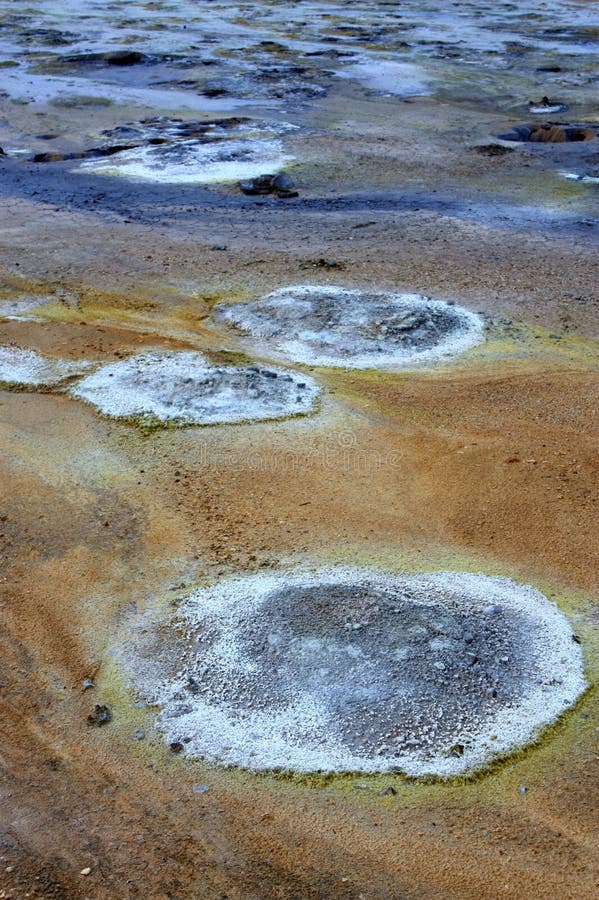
(214, 286), (484, 368)
(124, 570), (585, 776)
(70, 350), (320, 426)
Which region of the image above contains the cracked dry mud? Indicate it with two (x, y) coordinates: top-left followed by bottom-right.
(0, 1), (598, 898)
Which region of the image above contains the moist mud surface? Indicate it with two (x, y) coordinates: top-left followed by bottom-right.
(215, 286), (484, 368)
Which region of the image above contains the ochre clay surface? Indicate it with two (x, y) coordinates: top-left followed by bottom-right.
(0, 2), (598, 895)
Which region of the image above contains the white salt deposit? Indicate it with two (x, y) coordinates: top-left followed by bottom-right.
(215, 285), (484, 369)
(78, 138), (291, 184)
(562, 171), (599, 184)
(0, 345), (91, 386)
(529, 103), (568, 115)
(337, 60), (431, 97)
(122, 568), (586, 776)
(70, 350), (320, 425)
(0, 296), (53, 320)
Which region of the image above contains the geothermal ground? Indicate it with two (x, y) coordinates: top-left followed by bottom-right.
(0, 1), (598, 898)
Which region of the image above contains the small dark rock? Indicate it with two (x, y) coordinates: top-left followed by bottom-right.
(239, 174), (276, 195)
(169, 741), (184, 753)
(271, 172), (295, 192)
(571, 633), (581, 644)
(87, 704), (111, 727)
(379, 786), (397, 796)
(33, 151), (64, 163)
(239, 172), (299, 198)
(186, 675), (200, 693)
(449, 743), (465, 757)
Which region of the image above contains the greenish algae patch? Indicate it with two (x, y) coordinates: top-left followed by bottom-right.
(88, 655), (163, 761)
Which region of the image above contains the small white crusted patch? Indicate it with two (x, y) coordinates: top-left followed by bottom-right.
(338, 60), (431, 97)
(561, 171), (599, 184)
(70, 350), (320, 425)
(0, 345), (91, 387)
(121, 569), (586, 776)
(0, 296), (53, 320)
(529, 104), (568, 114)
(78, 137), (292, 184)
(215, 285), (484, 369)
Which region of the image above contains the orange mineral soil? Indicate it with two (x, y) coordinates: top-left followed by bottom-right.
(0, 33), (598, 900)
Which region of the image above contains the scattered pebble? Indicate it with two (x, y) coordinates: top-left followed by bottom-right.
(192, 784), (211, 794)
(87, 705), (111, 727)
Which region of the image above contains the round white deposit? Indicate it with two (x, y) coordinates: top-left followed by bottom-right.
(70, 351), (320, 425)
(123, 569), (586, 776)
(214, 286), (484, 368)
(0, 346), (91, 387)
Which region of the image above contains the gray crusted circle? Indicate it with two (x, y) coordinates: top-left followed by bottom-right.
(70, 351), (320, 425)
(124, 569), (585, 775)
(214, 286), (484, 368)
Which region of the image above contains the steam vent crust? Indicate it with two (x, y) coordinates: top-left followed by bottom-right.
(124, 569), (586, 776)
(214, 286), (484, 369)
(70, 351), (321, 425)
